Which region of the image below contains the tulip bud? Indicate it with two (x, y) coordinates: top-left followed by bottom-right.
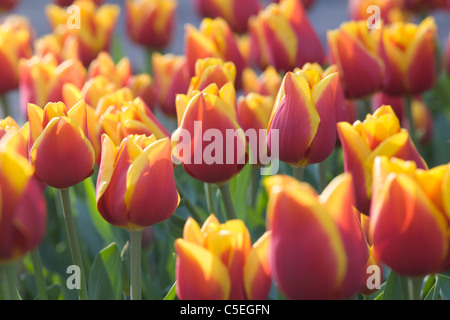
(242, 66), (282, 99)
(0, 116), (29, 157)
(337, 105), (427, 214)
(370, 156), (450, 276)
(27, 100), (96, 189)
(0, 147), (47, 264)
(175, 215), (271, 300)
(379, 17), (438, 96)
(265, 174), (369, 299)
(172, 82), (247, 184)
(187, 57), (236, 95)
(96, 134), (179, 230)
(327, 20), (385, 99)
(125, 0), (177, 49)
(267, 66), (339, 167)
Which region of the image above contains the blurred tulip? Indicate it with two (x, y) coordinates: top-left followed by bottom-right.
(370, 156), (450, 276)
(0, 147), (46, 264)
(175, 214), (271, 300)
(327, 20), (385, 99)
(348, 0), (406, 24)
(52, 0), (104, 6)
(128, 73), (158, 112)
(172, 82), (247, 184)
(184, 17), (246, 88)
(337, 105), (427, 214)
(0, 15), (33, 95)
(237, 93), (274, 166)
(187, 57), (236, 95)
(151, 52), (190, 117)
(0, 0), (20, 12)
(19, 54), (86, 117)
(411, 98), (433, 145)
(0, 116), (28, 157)
(125, 0), (177, 50)
(379, 17), (438, 96)
(193, 0), (261, 33)
(265, 173), (369, 299)
(271, 0), (317, 10)
(372, 92), (405, 123)
(96, 134), (179, 230)
(402, 0), (447, 13)
(46, 0), (120, 66)
(267, 65), (339, 167)
(242, 66), (282, 99)
(249, 0), (325, 73)
(27, 100), (95, 189)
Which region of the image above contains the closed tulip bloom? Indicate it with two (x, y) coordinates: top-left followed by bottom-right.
(27, 100), (95, 189)
(86, 52), (132, 89)
(184, 17), (246, 88)
(271, 0), (317, 10)
(379, 17), (438, 96)
(193, 0), (261, 34)
(265, 174), (369, 300)
(46, 0), (120, 66)
(0, 0), (20, 12)
(52, 0), (104, 6)
(0, 148), (46, 264)
(125, 0), (177, 49)
(19, 54), (86, 117)
(337, 105), (427, 214)
(96, 134), (179, 230)
(0, 116), (29, 157)
(348, 0), (405, 24)
(172, 82), (247, 184)
(249, 0), (325, 73)
(372, 92), (405, 124)
(175, 215), (271, 300)
(402, 0), (447, 13)
(151, 52), (190, 116)
(327, 20), (385, 100)
(187, 57), (236, 95)
(242, 66), (282, 99)
(267, 66), (339, 167)
(370, 156), (450, 276)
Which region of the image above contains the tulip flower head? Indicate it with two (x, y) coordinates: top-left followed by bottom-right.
(187, 57), (236, 95)
(175, 215), (271, 300)
(242, 66), (282, 99)
(96, 134), (179, 230)
(27, 100), (95, 189)
(337, 105), (427, 214)
(370, 156), (450, 276)
(265, 174), (369, 299)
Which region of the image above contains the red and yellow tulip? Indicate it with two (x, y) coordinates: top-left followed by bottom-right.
(348, 0), (405, 24)
(370, 156), (450, 276)
(0, 0), (20, 12)
(96, 134), (179, 230)
(175, 214), (271, 300)
(379, 17), (438, 96)
(125, 0), (177, 49)
(187, 57), (236, 95)
(337, 105), (427, 214)
(327, 20), (384, 99)
(27, 100), (96, 189)
(0, 116), (29, 157)
(248, 0), (325, 73)
(265, 174), (369, 299)
(242, 66), (282, 99)
(267, 65), (339, 167)
(52, 0), (104, 6)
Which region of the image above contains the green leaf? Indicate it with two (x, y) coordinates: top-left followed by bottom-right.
(88, 243), (124, 300)
(163, 282), (177, 300)
(382, 270), (405, 300)
(437, 274), (450, 300)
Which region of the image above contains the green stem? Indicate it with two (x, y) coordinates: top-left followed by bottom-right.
(218, 182), (237, 220)
(292, 166), (305, 181)
(0, 94), (9, 117)
(30, 249), (48, 300)
(146, 48), (155, 76)
(400, 275), (423, 300)
(405, 95), (417, 146)
(176, 180), (203, 223)
(0, 262), (20, 300)
(248, 166), (260, 208)
(129, 230), (143, 300)
(362, 97), (372, 120)
(59, 188), (88, 300)
(318, 161), (328, 192)
(204, 183), (215, 214)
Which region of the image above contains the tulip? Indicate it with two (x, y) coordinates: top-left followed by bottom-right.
(337, 105), (427, 214)
(372, 92), (405, 124)
(242, 66), (282, 99)
(151, 52), (190, 117)
(184, 17), (246, 88)
(370, 156), (450, 276)
(193, 0), (261, 33)
(348, 0), (405, 24)
(19, 54), (86, 117)
(0, 147), (46, 265)
(187, 57), (236, 95)
(327, 20), (385, 100)
(0, 15), (34, 95)
(171, 82), (247, 185)
(127, 73), (158, 112)
(52, 0), (104, 6)
(0, 0), (20, 12)
(410, 98), (433, 145)
(265, 173), (369, 299)
(379, 17), (438, 96)
(402, 0), (447, 13)
(271, 0), (317, 10)
(125, 0), (177, 50)
(27, 100), (95, 189)
(0, 116), (28, 157)
(267, 66), (339, 168)
(175, 214), (271, 300)
(46, 0), (120, 66)
(248, 0), (325, 73)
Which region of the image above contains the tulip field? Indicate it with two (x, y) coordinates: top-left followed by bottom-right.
(1, 0), (450, 305)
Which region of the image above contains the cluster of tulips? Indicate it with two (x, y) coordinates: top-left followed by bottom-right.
(0, 0), (449, 301)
